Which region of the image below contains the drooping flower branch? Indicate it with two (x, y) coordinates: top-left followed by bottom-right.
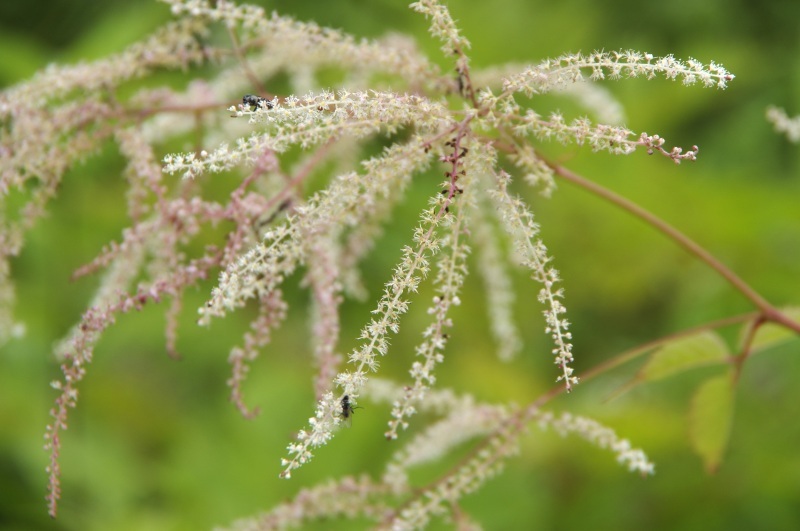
(9, 0), (799, 526)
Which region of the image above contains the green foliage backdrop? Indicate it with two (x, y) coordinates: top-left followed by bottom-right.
(1, 0), (799, 529)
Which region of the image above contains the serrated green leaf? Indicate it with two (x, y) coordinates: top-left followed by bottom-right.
(749, 306), (800, 354)
(688, 372), (735, 474)
(640, 331), (729, 383)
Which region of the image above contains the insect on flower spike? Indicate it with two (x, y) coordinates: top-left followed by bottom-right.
(241, 94), (274, 110)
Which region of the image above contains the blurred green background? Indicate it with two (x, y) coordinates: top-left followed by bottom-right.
(1, 0), (799, 529)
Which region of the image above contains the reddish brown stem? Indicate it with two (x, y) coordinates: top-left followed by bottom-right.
(549, 162), (800, 335)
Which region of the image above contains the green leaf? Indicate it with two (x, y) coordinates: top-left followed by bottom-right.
(688, 371), (735, 474)
(604, 331), (729, 402)
(640, 331), (729, 383)
(748, 306), (800, 354)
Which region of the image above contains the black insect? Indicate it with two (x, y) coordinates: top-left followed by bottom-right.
(242, 94), (273, 110)
(339, 395), (362, 423)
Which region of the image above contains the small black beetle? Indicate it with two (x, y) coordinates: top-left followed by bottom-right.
(242, 94), (273, 110)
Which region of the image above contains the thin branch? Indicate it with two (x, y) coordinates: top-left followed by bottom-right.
(549, 162), (800, 335)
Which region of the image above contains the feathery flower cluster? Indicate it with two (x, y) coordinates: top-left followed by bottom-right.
(538, 411), (656, 475)
(227, 291), (288, 418)
(163, 0), (447, 93)
(766, 106), (800, 143)
(196, 139), (433, 327)
(509, 143), (557, 196)
(163, 90), (450, 179)
(489, 170), (577, 391)
(385, 174), (473, 439)
(0, 18), (211, 352)
(501, 50), (734, 96)
(389, 417), (519, 529)
(223, 381), (656, 529)
(469, 195), (524, 360)
(383, 397), (511, 496)
(281, 192), (451, 478)
(0, 0), (739, 523)
(224, 475), (392, 530)
(410, 0), (471, 56)
(512, 111), (700, 163)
